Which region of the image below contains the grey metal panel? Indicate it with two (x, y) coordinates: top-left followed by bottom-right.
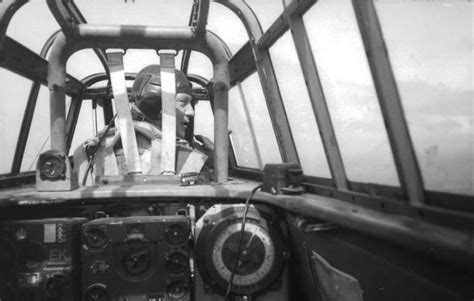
(195, 0), (210, 34)
(215, 0), (300, 164)
(284, 7), (348, 190)
(352, 0), (424, 205)
(229, 41), (255, 86)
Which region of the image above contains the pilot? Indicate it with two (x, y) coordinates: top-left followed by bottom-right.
(74, 65), (213, 185)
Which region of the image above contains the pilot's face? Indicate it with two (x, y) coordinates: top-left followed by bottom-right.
(175, 93), (194, 139)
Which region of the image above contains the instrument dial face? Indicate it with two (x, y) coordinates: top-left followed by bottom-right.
(211, 222), (275, 287)
(165, 224), (187, 246)
(120, 244), (152, 276)
(84, 228), (107, 250)
(39, 155), (66, 180)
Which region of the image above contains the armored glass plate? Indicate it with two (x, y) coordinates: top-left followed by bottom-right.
(240, 73), (282, 167)
(229, 85), (261, 168)
(193, 101), (214, 142)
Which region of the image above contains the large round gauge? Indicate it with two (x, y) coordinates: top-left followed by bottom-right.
(196, 205), (287, 296)
(38, 151), (67, 180)
(212, 220), (276, 288)
(115, 242), (157, 282)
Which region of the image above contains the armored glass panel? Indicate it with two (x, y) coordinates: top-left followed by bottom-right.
(194, 101), (214, 142)
(6, 1), (59, 54)
(75, 0), (192, 26)
(375, 2), (473, 195)
(229, 85), (260, 168)
(208, 3), (247, 55)
(269, 32), (331, 178)
(0, 70), (30, 174)
(245, 0), (284, 33)
(304, 0), (399, 186)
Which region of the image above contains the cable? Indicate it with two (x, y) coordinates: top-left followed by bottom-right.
(82, 114), (117, 185)
(224, 184), (263, 300)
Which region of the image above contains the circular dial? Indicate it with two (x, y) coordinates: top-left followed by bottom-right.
(165, 224), (187, 246)
(45, 274), (69, 298)
(166, 251), (188, 275)
(211, 221), (275, 288)
(84, 228), (107, 250)
(166, 281), (186, 299)
(39, 155), (66, 180)
(85, 284), (108, 301)
(120, 244), (152, 276)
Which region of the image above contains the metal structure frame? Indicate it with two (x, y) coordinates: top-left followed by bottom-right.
(0, 0), (471, 212)
(352, 0), (425, 205)
(216, 0), (300, 164)
(283, 0), (348, 190)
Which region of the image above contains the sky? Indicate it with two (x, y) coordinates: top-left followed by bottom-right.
(0, 0), (472, 195)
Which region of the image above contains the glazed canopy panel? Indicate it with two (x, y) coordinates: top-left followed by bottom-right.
(0, 0), (472, 200)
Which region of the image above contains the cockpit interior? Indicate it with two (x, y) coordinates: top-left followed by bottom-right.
(0, 1), (472, 300)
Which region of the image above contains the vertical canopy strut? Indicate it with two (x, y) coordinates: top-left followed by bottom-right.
(159, 50), (177, 175)
(106, 51), (142, 175)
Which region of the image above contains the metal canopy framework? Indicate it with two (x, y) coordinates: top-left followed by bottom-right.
(0, 0), (471, 213)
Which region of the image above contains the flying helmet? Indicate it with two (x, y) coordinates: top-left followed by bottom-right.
(131, 64), (192, 122)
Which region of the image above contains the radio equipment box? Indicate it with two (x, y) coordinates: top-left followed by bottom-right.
(81, 215), (191, 301)
(0, 218), (86, 301)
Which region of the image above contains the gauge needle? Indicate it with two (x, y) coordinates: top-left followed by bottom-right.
(245, 226), (258, 248)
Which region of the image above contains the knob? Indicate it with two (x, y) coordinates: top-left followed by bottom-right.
(45, 274), (68, 298)
(85, 284), (108, 301)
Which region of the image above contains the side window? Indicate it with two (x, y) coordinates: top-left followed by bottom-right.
(229, 86), (261, 168)
(270, 31), (331, 178)
(229, 73), (282, 169)
(0, 70), (31, 174)
(375, 2), (473, 195)
(304, 0), (399, 186)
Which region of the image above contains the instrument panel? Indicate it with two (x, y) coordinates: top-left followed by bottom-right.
(0, 202), (288, 301)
